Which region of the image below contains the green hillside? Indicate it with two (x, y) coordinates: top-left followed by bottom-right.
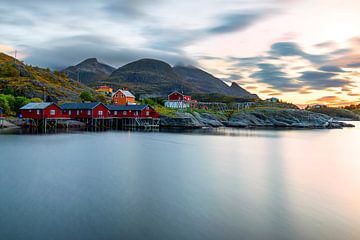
(0, 52), (98, 103)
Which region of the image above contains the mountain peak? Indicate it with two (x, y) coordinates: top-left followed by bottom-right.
(81, 58), (99, 64)
(61, 58), (115, 86)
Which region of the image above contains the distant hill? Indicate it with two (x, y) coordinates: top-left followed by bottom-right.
(106, 59), (257, 98)
(173, 65), (257, 98)
(62, 58), (116, 86)
(0, 53), (97, 102)
(108, 59), (195, 96)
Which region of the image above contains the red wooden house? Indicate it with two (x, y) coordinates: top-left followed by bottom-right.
(60, 102), (109, 119)
(20, 102), (64, 120)
(107, 104), (159, 119)
(165, 91), (197, 108)
(0, 106), (4, 118)
(168, 91), (192, 101)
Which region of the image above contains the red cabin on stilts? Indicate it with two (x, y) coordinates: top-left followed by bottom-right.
(20, 102), (65, 120)
(60, 102), (109, 119)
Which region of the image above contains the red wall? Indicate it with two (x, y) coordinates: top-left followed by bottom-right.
(62, 104), (109, 119)
(109, 107), (159, 118)
(21, 104), (64, 119)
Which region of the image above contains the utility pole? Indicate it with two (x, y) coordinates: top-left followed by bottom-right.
(14, 49), (17, 64)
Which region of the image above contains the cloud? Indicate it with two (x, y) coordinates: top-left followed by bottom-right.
(319, 65), (345, 72)
(269, 42), (327, 64)
(23, 35), (196, 69)
(298, 71), (350, 90)
(208, 12), (268, 34)
(313, 96), (340, 103)
(250, 63), (300, 91)
(347, 62), (360, 68)
(102, 0), (162, 18)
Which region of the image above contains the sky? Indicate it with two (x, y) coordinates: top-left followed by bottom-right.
(1, 0), (360, 106)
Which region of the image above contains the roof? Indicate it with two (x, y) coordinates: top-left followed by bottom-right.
(107, 104), (151, 111)
(168, 91), (185, 97)
(20, 102), (55, 110)
(61, 102), (108, 110)
(113, 89), (135, 98)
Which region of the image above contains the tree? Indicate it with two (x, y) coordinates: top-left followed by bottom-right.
(0, 95), (11, 115)
(80, 92), (94, 102)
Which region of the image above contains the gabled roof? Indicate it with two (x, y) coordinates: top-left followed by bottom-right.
(168, 91), (185, 97)
(61, 102), (108, 110)
(20, 102), (55, 110)
(113, 89), (135, 98)
(107, 104), (151, 111)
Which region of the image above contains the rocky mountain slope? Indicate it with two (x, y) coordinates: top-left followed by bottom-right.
(173, 65), (257, 98)
(64, 58), (257, 98)
(0, 53), (97, 102)
(62, 58), (116, 86)
(108, 59), (195, 96)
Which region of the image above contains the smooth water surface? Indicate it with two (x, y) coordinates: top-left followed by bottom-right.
(1, 124), (360, 240)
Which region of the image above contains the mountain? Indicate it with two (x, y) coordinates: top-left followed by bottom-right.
(107, 59), (257, 98)
(108, 59), (195, 96)
(62, 58), (116, 86)
(0, 52), (97, 102)
(173, 65), (257, 98)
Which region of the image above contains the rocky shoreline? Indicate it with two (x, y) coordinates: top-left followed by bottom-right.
(160, 108), (356, 129)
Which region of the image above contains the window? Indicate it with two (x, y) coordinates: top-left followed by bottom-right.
(135, 111), (139, 116)
(69, 110), (72, 115)
(50, 110), (56, 116)
(123, 111), (127, 115)
(37, 110), (40, 115)
(88, 110), (91, 115)
(29, 110), (32, 113)
(146, 111), (150, 116)
(77, 110), (79, 115)
(98, 110), (103, 116)
(114, 111), (118, 115)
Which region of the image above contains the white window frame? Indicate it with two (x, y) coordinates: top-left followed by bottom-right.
(50, 110), (56, 116)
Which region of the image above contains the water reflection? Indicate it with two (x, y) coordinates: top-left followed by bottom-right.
(0, 124), (359, 240)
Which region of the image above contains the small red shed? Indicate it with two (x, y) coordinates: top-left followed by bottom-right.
(20, 102), (64, 120)
(107, 104), (159, 119)
(168, 91), (191, 101)
(60, 102), (109, 119)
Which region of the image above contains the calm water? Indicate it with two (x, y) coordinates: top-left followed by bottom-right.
(1, 124), (360, 240)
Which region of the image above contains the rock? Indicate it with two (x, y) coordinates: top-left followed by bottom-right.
(192, 112), (224, 127)
(160, 108), (355, 129)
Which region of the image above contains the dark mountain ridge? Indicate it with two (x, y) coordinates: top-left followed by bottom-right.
(62, 58), (116, 86)
(61, 57), (258, 99)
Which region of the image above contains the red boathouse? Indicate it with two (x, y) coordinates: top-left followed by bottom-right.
(107, 104), (159, 119)
(20, 102), (64, 120)
(60, 102), (109, 119)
